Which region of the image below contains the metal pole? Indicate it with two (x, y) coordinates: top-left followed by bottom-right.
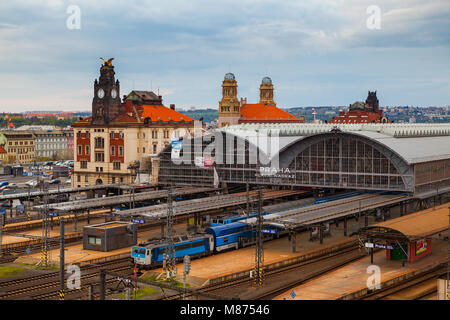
(319, 224), (323, 244)
(0, 217), (3, 258)
(370, 247), (374, 264)
(88, 284), (94, 300)
(59, 217), (65, 300)
(344, 216), (347, 237)
(447, 209), (450, 299)
(99, 269), (106, 300)
(246, 183), (250, 219)
(291, 231), (296, 253)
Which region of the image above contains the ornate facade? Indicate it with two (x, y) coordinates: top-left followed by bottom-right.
(329, 91), (389, 124)
(217, 74), (303, 127)
(72, 59), (197, 187)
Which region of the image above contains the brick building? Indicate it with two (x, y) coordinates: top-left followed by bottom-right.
(329, 91), (390, 124)
(72, 59), (197, 187)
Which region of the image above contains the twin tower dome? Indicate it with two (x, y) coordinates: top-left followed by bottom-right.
(221, 73), (275, 107)
(218, 73), (276, 127)
(224, 73), (272, 85)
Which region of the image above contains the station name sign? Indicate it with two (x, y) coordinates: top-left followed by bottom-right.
(262, 229), (278, 234)
(365, 242), (394, 250)
(131, 219), (145, 224)
(257, 167), (295, 179)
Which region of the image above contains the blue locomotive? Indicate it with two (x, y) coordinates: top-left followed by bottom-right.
(131, 234), (214, 269)
(131, 221), (279, 270)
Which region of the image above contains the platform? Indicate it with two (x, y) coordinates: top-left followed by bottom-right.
(273, 237), (448, 300)
(13, 222), (188, 266)
(141, 218), (366, 287)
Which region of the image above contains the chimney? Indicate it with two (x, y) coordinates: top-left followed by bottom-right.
(170, 104), (175, 110)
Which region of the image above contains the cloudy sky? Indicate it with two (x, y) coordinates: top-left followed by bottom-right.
(0, 0), (449, 112)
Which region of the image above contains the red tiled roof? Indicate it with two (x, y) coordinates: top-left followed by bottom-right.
(329, 111), (388, 124)
(0, 145), (6, 154)
(240, 103), (297, 120)
(139, 105), (194, 122)
(110, 112), (139, 123)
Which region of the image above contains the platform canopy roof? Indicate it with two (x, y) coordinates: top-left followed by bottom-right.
(357, 204), (449, 242)
(219, 123), (450, 165)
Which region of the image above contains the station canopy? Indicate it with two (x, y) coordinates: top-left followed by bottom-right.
(357, 204), (449, 242)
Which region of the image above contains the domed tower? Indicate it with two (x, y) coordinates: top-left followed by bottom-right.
(259, 76), (276, 106)
(218, 73), (241, 127)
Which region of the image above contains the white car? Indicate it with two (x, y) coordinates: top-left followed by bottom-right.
(25, 180), (38, 187)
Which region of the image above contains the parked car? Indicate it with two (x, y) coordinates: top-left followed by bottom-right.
(0, 181), (9, 188)
(26, 180), (38, 187)
(2, 183), (18, 190)
(49, 179), (61, 185)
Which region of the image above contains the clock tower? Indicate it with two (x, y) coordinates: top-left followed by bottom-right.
(92, 59), (121, 124)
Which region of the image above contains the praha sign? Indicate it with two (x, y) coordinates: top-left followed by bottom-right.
(258, 167), (295, 179)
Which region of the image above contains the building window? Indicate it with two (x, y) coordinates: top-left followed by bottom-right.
(143, 147), (145, 153)
(78, 145), (82, 155)
(152, 130), (158, 139)
(95, 137), (104, 148)
(110, 131), (115, 139)
(111, 146), (115, 156)
(153, 144), (157, 154)
(163, 130), (169, 139)
(120, 177), (124, 183)
(81, 161), (87, 168)
(119, 146), (123, 156)
(112, 177), (116, 184)
(113, 162), (121, 170)
(137, 147), (139, 154)
(85, 145), (90, 155)
(88, 236), (102, 245)
(77, 175), (81, 182)
(95, 152), (104, 162)
(85, 176), (89, 182)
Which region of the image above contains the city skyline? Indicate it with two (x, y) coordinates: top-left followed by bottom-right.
(0, 0), (449, 112)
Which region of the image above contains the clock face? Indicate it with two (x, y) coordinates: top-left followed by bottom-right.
(111, 89), (117, 99)
(97, 88), (105, 98)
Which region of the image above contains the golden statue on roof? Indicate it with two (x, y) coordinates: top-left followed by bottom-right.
(100, 57), (114, 66)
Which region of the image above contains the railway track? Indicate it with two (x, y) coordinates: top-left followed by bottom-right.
(360, 265), (446, 300)
(0, 258), (132, 300)
(160, 240), (364, 300)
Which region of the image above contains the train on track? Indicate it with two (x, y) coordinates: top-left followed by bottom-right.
(131, 222), (280, 270)
(131, 189), (378, 271)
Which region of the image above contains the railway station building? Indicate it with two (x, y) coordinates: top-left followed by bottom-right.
(156, 123), (450, 198)
(357, 204), (449, 263)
